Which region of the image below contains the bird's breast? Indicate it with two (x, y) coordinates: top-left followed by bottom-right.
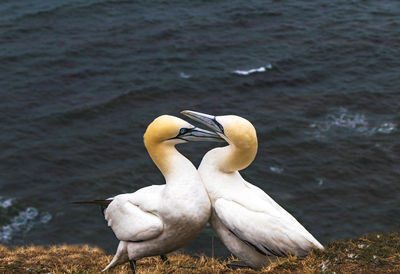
(161, 181), (211, 222)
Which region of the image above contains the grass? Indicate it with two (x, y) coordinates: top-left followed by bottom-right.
(0, 232), (399, 273)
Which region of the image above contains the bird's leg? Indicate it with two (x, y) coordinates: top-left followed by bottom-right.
(160, 254), (169, 264)
(129, 260), (136, 274)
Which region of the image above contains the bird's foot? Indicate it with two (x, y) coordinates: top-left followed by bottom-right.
(160, 254), (170, 265)
(129, 260), (136, 274)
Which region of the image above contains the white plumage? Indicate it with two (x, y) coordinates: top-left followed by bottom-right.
(182, 110), (323, 269)
(96, 115), (222, 272)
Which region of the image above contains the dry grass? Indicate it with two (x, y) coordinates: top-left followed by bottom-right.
(1, 232), (399, 273)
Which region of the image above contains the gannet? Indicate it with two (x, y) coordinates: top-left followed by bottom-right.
(78, 115), (223, 273)
(181, 110), (323, 269)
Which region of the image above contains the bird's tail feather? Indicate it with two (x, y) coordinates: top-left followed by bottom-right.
(73, 200), (112, 207)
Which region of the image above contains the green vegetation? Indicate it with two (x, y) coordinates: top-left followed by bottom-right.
(1, 232), (399, 273)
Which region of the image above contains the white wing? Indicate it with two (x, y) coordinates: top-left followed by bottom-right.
(104, 185), (164, 242)
(214, 197), (322, 257)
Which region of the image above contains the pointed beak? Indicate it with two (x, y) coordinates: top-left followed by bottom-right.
(178, 127), (225, 142)
(181, 110), (224, 134)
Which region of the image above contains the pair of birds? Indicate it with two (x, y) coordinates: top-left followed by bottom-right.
(83, 110), (323, 272)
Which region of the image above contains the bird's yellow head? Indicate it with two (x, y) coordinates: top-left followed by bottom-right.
(216, 115), (258, 150)
(181, 110), (258, 171)
(144, 115), (188, 145)
(143, 115), (223, 176)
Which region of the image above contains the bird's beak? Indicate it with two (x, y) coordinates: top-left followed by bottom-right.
(181, 110), (224, 135)
(178, 127), (225, 142)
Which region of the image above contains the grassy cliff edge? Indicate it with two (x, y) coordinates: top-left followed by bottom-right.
(1, 232), (399, 273)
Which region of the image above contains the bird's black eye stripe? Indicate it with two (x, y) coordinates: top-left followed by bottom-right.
(213, 118), (224, 133)
(179, 128), (192, 135)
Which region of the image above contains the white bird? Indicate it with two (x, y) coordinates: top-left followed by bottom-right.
(181, 110), (323, 269)
(77, 115), (223, 273)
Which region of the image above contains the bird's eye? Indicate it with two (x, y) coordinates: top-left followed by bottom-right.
(179, 128), (189, 135)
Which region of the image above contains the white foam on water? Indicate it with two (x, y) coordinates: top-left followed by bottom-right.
(179, 72), (191, 79)
(233, 64), (272, 75)
(376, 122), (396, 134)
(309, 108), (396, 137)
(0, 196), (14, 208)
(0, 206), (52, 243)
(317, 178), (324, 186)
(269, 166), (284, 174)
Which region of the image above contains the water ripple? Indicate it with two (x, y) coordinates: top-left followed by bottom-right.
(309, 108), (396, 138)
(233, 64), (272, 76)
(0, 203), (52, 244)
(0, 196), (14, 209)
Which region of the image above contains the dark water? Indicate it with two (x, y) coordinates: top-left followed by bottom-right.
(1, 0), (399, 257)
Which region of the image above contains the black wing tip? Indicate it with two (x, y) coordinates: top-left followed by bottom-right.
(228, 228), (285, 257)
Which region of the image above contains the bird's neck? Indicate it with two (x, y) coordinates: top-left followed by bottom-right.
(216, 143), (257, 173)
(146, 142), (196, 182)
